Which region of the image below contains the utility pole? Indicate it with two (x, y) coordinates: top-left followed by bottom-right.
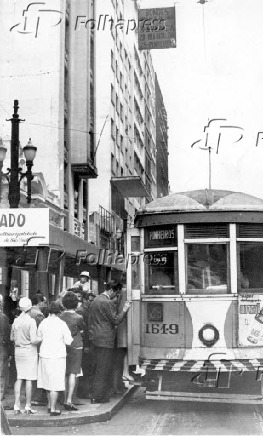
(8, 100), (24, 208)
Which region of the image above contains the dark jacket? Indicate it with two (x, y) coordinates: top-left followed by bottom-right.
(88, 294), (126, 348)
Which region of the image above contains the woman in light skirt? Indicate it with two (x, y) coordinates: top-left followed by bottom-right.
(37, 301), (73, 416)
(10, 297), (40, 414)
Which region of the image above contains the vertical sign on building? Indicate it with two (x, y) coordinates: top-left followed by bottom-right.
(138, 7), (176, 50)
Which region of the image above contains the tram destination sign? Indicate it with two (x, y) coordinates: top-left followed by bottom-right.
(138, 7), (176, 51)
(145, 226), (177, 248)
(0, 208), (49, 247)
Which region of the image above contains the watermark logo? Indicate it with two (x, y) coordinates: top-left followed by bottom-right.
(10, 2), (63, 38)
(191, 118), (244, 153)
(75, 14), (166, 35)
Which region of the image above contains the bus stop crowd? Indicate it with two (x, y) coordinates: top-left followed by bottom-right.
(0, 272), (131, 416)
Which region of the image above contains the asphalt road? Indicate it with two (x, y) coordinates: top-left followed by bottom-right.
(11, 388), (263, 436)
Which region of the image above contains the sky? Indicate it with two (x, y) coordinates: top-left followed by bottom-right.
(139, 0), (263, 198)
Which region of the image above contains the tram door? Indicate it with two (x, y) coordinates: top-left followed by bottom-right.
(126, 227), (141, 365)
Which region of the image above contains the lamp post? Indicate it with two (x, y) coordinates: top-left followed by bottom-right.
(1, 100), (38, 208)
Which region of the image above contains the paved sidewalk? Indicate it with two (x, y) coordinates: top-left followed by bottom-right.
(3, 385), (137, 427)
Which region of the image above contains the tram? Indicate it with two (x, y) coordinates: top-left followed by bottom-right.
(126, 189), (263, 403)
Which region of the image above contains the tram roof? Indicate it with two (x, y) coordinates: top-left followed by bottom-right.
(138, 189), (263, 214)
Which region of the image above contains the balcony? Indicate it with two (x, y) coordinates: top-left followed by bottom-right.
(71, 158), (98, 179)
(99, 205), (114, 235)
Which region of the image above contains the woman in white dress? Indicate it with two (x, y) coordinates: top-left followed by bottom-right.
(10, 297), (40, 414)
(37, 301), (73, 415)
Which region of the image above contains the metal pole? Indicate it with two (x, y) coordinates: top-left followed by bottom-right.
(25, 161), (33, 204)
(208, 146), (212, 191)
(8, 100), (23, 208)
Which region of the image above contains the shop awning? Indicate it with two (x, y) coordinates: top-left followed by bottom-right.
(111, 176), (150, 198)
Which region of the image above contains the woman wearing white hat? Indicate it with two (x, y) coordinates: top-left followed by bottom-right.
(10, 297), (40, 414)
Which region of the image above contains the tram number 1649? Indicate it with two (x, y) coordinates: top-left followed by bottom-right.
(145, 323), (178, 334)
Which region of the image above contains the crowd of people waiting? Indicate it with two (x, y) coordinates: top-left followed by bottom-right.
(0, 271), (131, 416)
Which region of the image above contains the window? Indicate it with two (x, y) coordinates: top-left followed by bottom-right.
(144, 226), (178, 295)
(120, 72), (123, 90)
(238, 243), (263, 293)
(186, 244), (229, 294)
(111, 118), (115, 138)
(145, 252), (178, 295)
(111, 153), (115, 175)
(116, 60), (118, 80)
(111, 84), (115, 105)
(111, 50), (114, 71)
(120, 135), (124, 151)
(120, 103), (123, 121)
(116, 94), (119, 114)
(131, 236), (140, 290)
(116, 126), (119, 145)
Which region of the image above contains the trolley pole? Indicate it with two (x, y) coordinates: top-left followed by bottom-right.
(208, 146), (212, 190)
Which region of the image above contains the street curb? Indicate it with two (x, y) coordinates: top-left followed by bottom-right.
(8, 386), (138, 428)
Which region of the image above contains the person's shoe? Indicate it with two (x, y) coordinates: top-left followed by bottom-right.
(63, 403), (78, 411)
(13, 406), (21, 415)
(25, 407), (38, 414)
(47, 408), (51, 413)
(50, 410), (61, 416)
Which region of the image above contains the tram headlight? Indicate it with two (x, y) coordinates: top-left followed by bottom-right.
(198, 324), (219, 347)
(202, 328), (215, 342)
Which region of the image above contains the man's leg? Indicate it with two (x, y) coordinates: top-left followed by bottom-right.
(92, 347), (113, 401)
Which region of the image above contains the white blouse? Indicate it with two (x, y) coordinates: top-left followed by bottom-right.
(37, 316), (73, 358)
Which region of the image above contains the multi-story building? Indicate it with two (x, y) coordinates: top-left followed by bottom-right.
(0, 0), (110, 298)
(155, 74), (169, 198)
(89, 0), (163, 254)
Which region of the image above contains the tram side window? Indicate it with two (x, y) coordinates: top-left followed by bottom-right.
(131, 236), (140, 290)
(186, 244), (229, 294)
(238, 243), (263, 293)
(145, 252), (179, 295)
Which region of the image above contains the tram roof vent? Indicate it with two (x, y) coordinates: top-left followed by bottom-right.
(185, 223), (229, 238)
(237, 224), (263, 238)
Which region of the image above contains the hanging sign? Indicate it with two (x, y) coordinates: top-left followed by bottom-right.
(138, 7), (176, 50)
(0, 208), (49, 247)
(238, 294), (263, 347)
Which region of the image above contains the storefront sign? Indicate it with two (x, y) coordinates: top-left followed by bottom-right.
(0, 208), (49, 247)
(145, 226), (177, 248)
(138, 7), (176, 50)
(238, 294), (263, 346)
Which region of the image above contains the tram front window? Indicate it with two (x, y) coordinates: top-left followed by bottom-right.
(145, 252), (179, 295)
(238, 243), (263, 293)
(186, 244), (229, 294)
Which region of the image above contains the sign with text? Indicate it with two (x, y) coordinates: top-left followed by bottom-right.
(0, 208), (49, 247)
(238, 294), (263, 347)
(138, 7), (176, 50)
(145, 226), (177, 248)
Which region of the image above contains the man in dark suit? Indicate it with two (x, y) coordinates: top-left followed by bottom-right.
(88, 282), (131, 403)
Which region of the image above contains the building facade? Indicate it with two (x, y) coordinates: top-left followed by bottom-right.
(0, 0), (108, 299)
(155, 74), (169, 198)
(89, 0), (163, 254)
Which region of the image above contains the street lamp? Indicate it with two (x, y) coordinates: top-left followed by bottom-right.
(21, 138), (37, 204)
(2, 100), (38, 207)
